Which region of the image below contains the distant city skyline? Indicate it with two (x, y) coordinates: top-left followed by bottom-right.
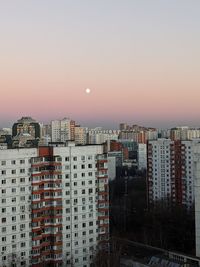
(1, 116), (200, 130)
(0, 1), (200, 127)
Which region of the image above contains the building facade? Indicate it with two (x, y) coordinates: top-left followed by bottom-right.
(147, 139), (195, 207)
(51, 118), (75, 142)
(12, 117), (40, 139)
(193, 143), (200, 257)
(137, 143), (147, 170)
(0, 143), (109, 267)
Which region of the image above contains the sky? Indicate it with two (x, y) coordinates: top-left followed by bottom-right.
(0, 0), (200, 129)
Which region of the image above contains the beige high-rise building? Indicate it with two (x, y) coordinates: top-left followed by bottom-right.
(75, 126), (87, 145)
(51, 118), (75, 142)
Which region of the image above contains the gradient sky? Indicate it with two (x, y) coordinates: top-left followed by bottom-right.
(0, 1), (200, 129)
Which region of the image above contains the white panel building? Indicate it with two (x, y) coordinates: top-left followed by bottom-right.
(193, 143), (200, 257)
(0, 148), (38, 267)
(51, 118), (73, 142)
(147, 139), (198, 207)
(0, 143), (109, 267)
(138, 143), (147, 170)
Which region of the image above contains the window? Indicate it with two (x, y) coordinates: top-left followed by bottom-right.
(1, 161), (6, 165)
(88, 188), (93, 194)
(20, 224), (25, 230)
(12, 207), (16, 212)
(11, 160), (16, 165)
(2, 227), (6, 233)
(20, 178), (25, 183)
(20, 215), (25, 220)
(1, 179), (6, 184)
(21, 242), (26, 247)
(20, 233), (26, 238)
(12, 170), (16, 174)
(20, 160), (25, 164)
(65, 157), (69, 161)
(2, 218), (6, 223)
(73, 157), (77, 161)
(20, 206), (25, 211)
(20, 169), (25, 174)
(12, 179), (16, 184)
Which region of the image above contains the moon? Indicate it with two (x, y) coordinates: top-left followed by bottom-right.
(85, 88), (91, 94)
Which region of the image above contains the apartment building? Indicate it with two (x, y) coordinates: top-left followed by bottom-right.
(170, 127), (200, 141)
(12, 117), (40, 139)
(51, 118), (75, 142)
(0, 143), (109, 267)
(88, 128), (119, 145)
(74, 126), (87, 145)
(193, 143), (200, 257)
(0, 148), (38, 267)
(138, 143), (147, 170)
(147, 139), (195, 207)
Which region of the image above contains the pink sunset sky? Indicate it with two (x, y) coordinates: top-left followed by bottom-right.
(0, 1), (200, 128)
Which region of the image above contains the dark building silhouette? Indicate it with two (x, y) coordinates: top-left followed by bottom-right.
(12, 116), (40, 139)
